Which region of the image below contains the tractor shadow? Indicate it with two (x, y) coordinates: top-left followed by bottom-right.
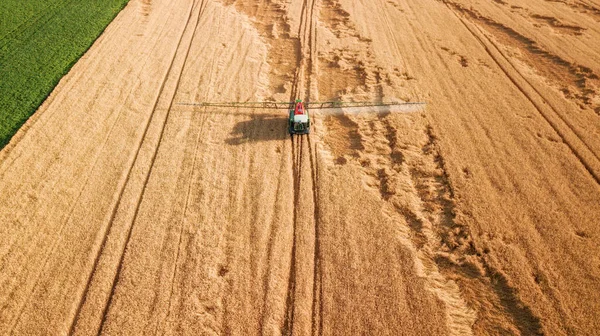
(226, 115), (288, 145)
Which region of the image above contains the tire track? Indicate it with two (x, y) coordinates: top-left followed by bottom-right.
(154, 3), (223, 332)
(154, 106), (204, 335)
(305, 0), (323, 334)
(228, 0), (319, 332)
(227, 0), (308, 335)
(437, 4), (581, 333)
(307, 134), (323, 336)
(284, 0), (322, 334)
(284, 2), (310, 330)
(67, 0), (208, 334)
(283, 134), (302, 335)
(442, 1), (600, 185)
(0, 4), (170, 333)
(305, 0), (318, 102)
(258, 148), (289, 335)
(0, 0), (139, 310)
(94, 0), (209, 332)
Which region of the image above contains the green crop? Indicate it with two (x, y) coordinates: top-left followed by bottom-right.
(0, 0), (129, 149)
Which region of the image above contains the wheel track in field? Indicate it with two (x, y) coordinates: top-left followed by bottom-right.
(284, 133), (301, 336)
(375, 1), (549, 334)
(153, 104), (203, 336)
(305, 0), (324, 334)
(153, 1), (225, 332)
(0, 0), (129, 302)
(307, 133), (323, 336)
(211, 0), (317, 333)
(377, 1), (578, 334)
(66, 0), (209, 334)
(95, 0), (210, 332)
(6, 99), (125, 333)
(284, 0), (322, 334)
(440, 0), (600, 185)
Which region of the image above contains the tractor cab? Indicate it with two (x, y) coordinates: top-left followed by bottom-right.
(289, 100), (310, 134)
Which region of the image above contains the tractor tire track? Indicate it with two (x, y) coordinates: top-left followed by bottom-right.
(307, 134), (323, 336)
(154, 4), (222, 333)
(442, 2), (600, 185)
(0, 2), (200, 334)
(284, 134), (302, 336)
(154, 106), (204, 336)
(3, 0), (600, 333)
(6, 109), (121, 333)
(283, 0), (309, 330)
(258, 149), (290, 335)
(67, 0), (208, 334)
(440, 5), (586, 332)
(305, 0), (323, 334)
(283, 0), (322, 334)
(96, 2), (208, 333)
(307, 0), (319, 102)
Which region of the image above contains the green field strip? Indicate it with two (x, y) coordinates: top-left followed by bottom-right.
(0, 0), (67, 46)
(0, 0), (130, 149)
